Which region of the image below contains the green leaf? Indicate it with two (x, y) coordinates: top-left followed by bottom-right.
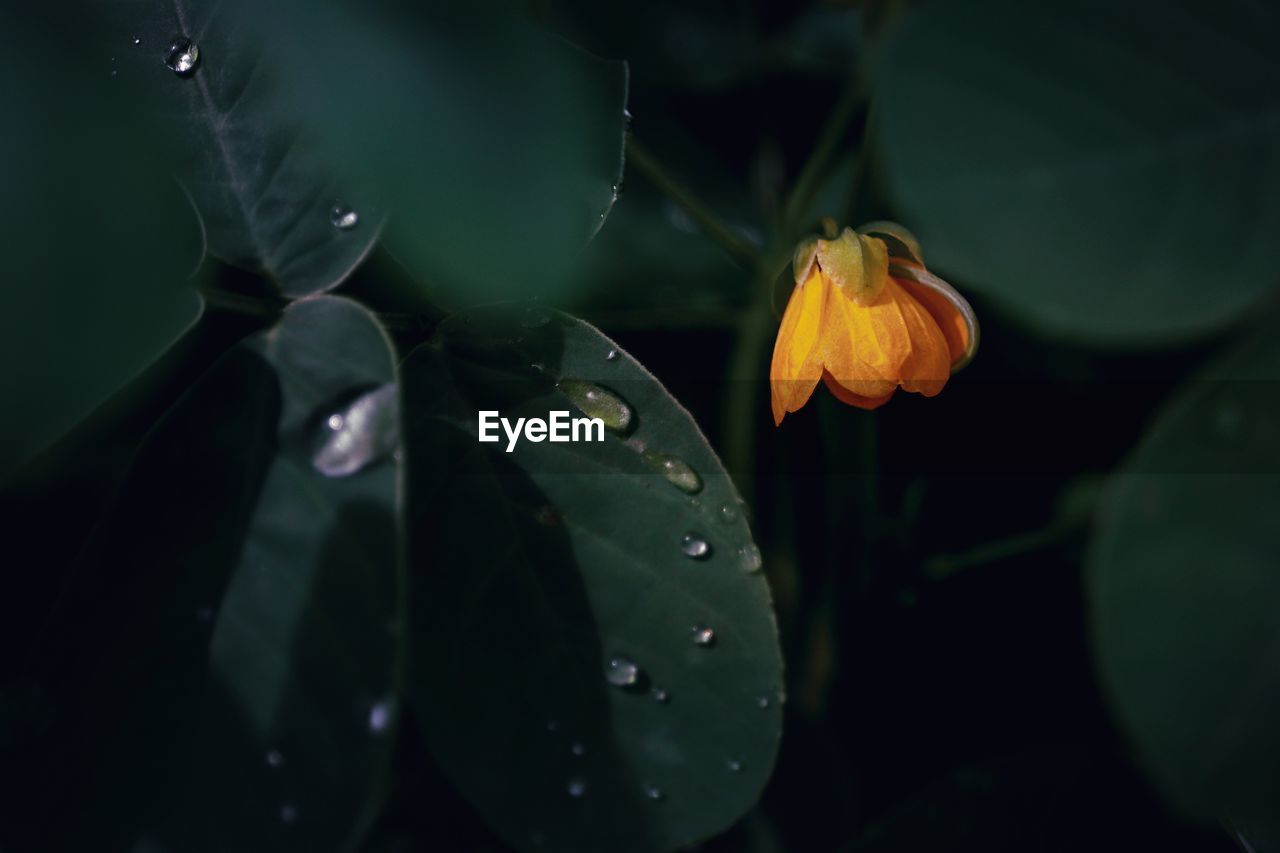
(400, 310), (782, 852)
(873, 0), (1280, 344)
(30, 297), (402, 852)
(0, 16), (203, 481)
(261, 1), (628, 308)
(101, 0), (384, 296)
(1089, 324), (1280, 831)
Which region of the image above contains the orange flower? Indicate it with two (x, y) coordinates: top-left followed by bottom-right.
(770, 223), (978, 425)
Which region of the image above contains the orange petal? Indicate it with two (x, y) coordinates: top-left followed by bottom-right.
(894, 269), (972, 367)
(819, 272), (908, 400)
(888, 278), (951, 397)
(770, 266), (827, 425)
(822, 369), (894, 410)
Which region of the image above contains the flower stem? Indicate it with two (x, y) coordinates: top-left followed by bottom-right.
(625, 137), (760, 271)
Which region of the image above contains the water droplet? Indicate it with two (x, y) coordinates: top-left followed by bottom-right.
(132, 37), (142, 46)
(755, 695), (770, 710)
(312, 383), (399, 478)
(717, 503), (738, 524)
(330, 202), (359, 230)
(558, 380), (632, 433)
(266, 749), (283, 768)
(726, 759), (742, 773)
(570, 742), (586, 757)
(280, 803), (299, 824)
(651, 687), (669, 703)
(738, 543), (763, 573)
(605, 656), (640, 687)
(368, 699), (393, 734)
(645, 785), (664, 802)
(680, 533), (711, 560)
(520, 307), (551, 329)
(605, 348), (619, 361)
(691, 625), (716, 647)
(567, 778), (587, 798)
(643, 451), (702, 494)
(164, 37), (199, 76)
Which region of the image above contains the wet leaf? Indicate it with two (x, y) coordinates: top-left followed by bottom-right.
(400, 309), (782, 852)
(26, 297), (402, 852)
(101, 0), (384, 296)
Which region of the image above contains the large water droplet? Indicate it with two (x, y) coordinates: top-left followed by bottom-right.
(691, 625), (716, 647)
(330, 202), (359, 231)
(567, 778), (587, 798)
(164, 37), (199, 76)
(558, 380), (632, 433)
(738, 543), (763, 573)
(605, 656), (640, 687)
(312, 383), (399, 478)
(368, 699), (393, 734)
(680, 532), (711, 560)
(644, 451), (702, 494)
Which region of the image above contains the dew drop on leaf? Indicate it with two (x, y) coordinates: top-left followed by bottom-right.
(605, 656), (640, 687)
(605, 348), (619, 361)
(680, 532), (711, 560)
(691, 625), (716, 647)
(164, 37), (199, 76)
(330, 202), (359, 231)
(368, 699), (393, 734)
(557, 380), (633, 433)
(717, 503), (738, 524)
(644, 450), (703, 494)
(738, 543), (763, 573)
(312, 383), (399, 478)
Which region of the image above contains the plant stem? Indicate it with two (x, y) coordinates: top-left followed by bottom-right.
(721, 73), (868, 496)
(780, 74), (868, 237)
(625, 137), (760, 271)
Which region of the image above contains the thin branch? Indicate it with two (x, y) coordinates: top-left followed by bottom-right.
(625, 136), (761, 271)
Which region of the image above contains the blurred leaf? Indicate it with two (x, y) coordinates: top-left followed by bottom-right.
(1089, 323), (1280, 832)
(101, 0), (384, 296)
(400, 309), (783, 852)
(28, 297), (402, 852)
(874, 0), (1280, 344)
(0, 15), (203, 481)
(258, 0), (627, 308)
